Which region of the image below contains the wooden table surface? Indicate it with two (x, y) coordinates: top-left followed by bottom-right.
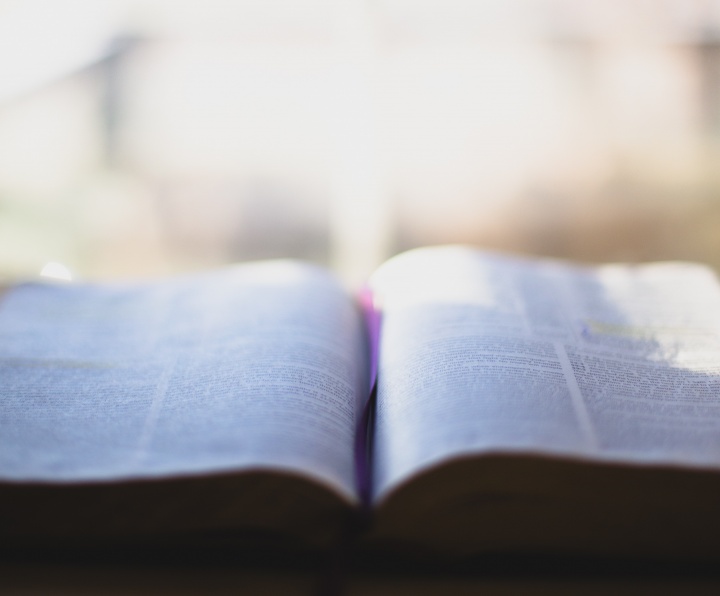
(4, 563), (720, 595)
(4, 549), (720, 596)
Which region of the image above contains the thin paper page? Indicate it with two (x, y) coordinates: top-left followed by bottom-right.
(370, 247), (720, 502)
(0, 262), (366, 502)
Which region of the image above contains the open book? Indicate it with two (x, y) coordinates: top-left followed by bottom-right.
(2, 246), (720, 559)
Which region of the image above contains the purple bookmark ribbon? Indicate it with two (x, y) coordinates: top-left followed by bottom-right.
(354, 286), (381, 509)
(358, 286), (381, 392)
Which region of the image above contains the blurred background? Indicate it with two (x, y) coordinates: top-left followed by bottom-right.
(1, 0), (720, 285)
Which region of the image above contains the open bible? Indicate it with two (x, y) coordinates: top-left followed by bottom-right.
(2, 246), (720, 558)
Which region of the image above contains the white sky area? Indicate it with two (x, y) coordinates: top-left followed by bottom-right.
(1, 0), (720, 282)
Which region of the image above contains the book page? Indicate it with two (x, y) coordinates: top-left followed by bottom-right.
(370, 246), (720, 501)
(0, 262), (367, 502)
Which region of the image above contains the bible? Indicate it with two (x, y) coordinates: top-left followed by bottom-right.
(2, 246), (720, 559)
